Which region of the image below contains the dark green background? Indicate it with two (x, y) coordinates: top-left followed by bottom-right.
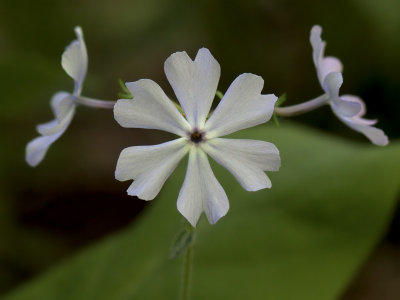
(0, 0), (399, 299)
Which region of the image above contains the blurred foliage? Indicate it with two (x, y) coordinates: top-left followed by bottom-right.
(1, 124), (400, 300)
(0, 0), (399, 298)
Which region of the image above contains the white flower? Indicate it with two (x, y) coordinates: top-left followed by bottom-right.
(26, 26), (88, 166)
(114, 48), (280, 226)
(310, 25), (388, 146)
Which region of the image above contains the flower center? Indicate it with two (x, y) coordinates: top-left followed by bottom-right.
(190, 130), (204, 144)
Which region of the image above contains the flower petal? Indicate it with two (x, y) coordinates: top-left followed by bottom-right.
(26, 123), (70, 167)
(310, 25), (324, 70)
(331, 95), (388, 146)
(319, 56), (343, 87)
(164, 48), (221, 128)
(204, 73), (277, 138)
(50, 91), (71, 115)
(323, 71), (342, 99)
(37, 93), (75, 136)
(347, 122), (388, 146)
(61, 26), (88, 95)
(310, 25), (343, 87)
(334, 113), (389, 146)
(114, 79), (191, 136)
(177, 147), (229, 227)
(340, 95), (377, 125)
(324, 72), (361, 117)
(115, 138), (188, 200)
(202, 138), (280, 191)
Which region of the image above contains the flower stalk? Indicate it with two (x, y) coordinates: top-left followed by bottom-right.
(75, 96), (116, 109)
(77, 92), (334, 116)
(274, 94), (329, 117)
(181, 244), (194, 300)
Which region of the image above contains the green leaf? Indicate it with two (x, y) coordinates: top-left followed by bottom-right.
(3, 122), (400, 300)
(272, 93), (287, 126)
(275, 93), (287, 107)
(215, 90), (224, 100)
(117, 78), (133, 99)
(0, 54), (65, 122)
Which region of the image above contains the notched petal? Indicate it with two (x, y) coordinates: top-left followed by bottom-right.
(177, 148), (229, 227)
(115, 139), (188, 200)
(203, 138), (280, 191)
(205, 73), (277, 138)
(164, 48), (221, 127)
(114, 79), (190, 136)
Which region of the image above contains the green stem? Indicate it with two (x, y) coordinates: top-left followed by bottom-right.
(180, 245), (194, 300)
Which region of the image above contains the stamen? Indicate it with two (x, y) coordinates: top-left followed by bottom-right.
(190, 130), (203, 144)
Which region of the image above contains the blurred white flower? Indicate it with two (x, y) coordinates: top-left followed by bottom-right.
(114, 48), (280, 226)
(26, 26), (87, 166)
(310, 25), (388, 146)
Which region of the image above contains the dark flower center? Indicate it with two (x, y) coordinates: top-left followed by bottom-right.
(190, 130), (204, 144)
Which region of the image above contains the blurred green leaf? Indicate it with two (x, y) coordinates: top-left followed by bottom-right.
(2, 123), (399, 300)
(169, 223), (196, 260)
(0, 54), (65, 122)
